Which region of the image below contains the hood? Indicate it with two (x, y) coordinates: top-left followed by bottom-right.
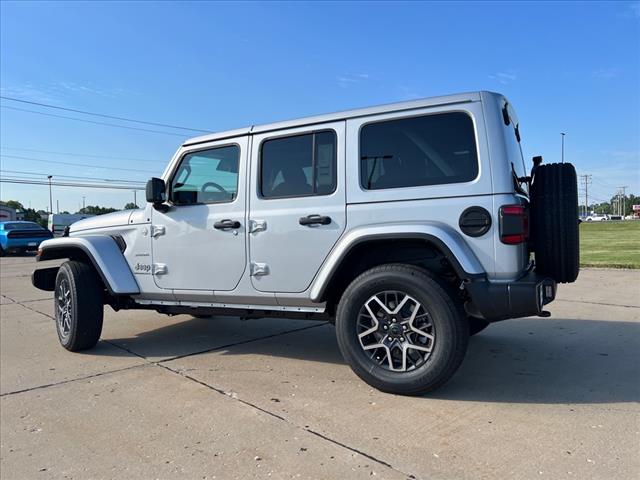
(70, 210), (134, 233)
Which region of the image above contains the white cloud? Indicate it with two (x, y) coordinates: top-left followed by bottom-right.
(592, 68), (620, 79)
(337, 73), (370, 88)
(488, 72), (517, 85)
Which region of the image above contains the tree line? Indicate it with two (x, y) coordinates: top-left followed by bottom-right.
(0, 200), (139, 227)
(580, 193), (639, 216)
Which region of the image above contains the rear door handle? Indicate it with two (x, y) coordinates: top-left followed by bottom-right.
(299, 214), (332, 226)
(214, 219), (241, 230)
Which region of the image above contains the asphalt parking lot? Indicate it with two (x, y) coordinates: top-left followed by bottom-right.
(1, 255), (638, 480)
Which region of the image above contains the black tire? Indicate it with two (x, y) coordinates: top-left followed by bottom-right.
(54, 261), (104, 351)
(530, 162), (579, 283)
(468, 316), (490, 336)
(335, 264), (469, 396)
(0, 245), (5, 257)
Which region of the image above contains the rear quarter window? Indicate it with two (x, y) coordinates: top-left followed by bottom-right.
(360, 111), (479, 190)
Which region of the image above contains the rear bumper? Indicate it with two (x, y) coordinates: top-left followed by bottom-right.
(465, 271), (556, 321)
(2, 238), (48, 250)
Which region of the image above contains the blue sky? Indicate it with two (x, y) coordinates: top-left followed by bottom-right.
(1, 0), (639, 212)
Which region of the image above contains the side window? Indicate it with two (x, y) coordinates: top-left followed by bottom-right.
(170, 145), (239, 205)
(360, 112), (479, 190)
(260, 130), (337, 199)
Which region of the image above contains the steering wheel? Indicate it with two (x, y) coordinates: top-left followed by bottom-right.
(201, 182), (227, 194)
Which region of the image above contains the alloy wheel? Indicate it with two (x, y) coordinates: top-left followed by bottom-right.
(357, 291), (435, 372)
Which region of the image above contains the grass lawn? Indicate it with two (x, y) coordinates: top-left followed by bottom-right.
(580, 221), (640, 269)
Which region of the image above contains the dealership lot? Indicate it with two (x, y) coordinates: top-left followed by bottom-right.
(1, 255), (638, 480)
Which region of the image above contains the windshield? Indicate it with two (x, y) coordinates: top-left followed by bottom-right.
(3, 222), (42, 230)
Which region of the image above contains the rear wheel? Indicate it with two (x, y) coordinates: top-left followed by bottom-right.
(335, 264), (468, 395)
(55, 261), (104, 351)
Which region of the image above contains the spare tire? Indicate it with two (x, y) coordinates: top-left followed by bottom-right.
(530, 162), (579, 283)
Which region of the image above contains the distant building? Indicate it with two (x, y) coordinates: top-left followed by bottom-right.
(0, 205), (17, 221)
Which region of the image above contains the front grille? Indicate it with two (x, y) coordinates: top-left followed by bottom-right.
(7, 230), (52, 239)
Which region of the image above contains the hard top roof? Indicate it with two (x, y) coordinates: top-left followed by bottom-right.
(184, 91), (493, 147)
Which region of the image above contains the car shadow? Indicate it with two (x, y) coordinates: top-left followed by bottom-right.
(102, 315), (639, 405)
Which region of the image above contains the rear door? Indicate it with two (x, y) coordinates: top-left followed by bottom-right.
(248, 122), (346, 293)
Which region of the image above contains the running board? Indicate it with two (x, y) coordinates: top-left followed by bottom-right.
(134, 299), (325, 314)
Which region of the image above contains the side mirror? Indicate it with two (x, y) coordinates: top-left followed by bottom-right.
(145, 177), (168, 211)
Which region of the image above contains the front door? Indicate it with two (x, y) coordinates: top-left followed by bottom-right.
(151, 138), (247, 291)
(248, 122), (346, 293)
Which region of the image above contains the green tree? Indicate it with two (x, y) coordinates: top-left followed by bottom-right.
(123, 202), (139, 210)
(78, 205), (119, 215)
(0, 200), (43, 224)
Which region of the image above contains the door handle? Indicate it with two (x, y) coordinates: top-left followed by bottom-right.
(299, 214), (332, 226)
(214, 219), (241, 230)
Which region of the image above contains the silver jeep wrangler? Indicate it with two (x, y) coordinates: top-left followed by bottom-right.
(33, 91), (579, 395)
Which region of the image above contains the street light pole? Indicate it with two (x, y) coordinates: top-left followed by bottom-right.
(561, 133), (566, 163)
(47, 175), (53, 214)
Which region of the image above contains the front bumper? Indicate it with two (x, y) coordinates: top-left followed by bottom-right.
(465, 271), (556, 322)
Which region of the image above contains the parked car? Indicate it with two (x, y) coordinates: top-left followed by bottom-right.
(585, 214), (609, 222)
(0, 221), (53, 256)
(32, 91), (579, 395)
(48, 213), (94, 237)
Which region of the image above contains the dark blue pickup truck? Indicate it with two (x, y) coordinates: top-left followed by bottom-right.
(0, 221), (53, 256)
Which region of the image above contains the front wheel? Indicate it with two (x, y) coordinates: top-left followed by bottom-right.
(335, 264), (468, 396)
(55, 261), (104, 351)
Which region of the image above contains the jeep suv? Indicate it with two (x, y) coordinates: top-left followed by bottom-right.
(32, 91), (579, 395)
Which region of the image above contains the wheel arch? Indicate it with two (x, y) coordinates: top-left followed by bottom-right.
(309, 223), (486, 305)
(34, 236), (139, 295)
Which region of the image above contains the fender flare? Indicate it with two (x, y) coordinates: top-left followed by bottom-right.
(309, 223), (486, 302)
(36, 236), (140, 295)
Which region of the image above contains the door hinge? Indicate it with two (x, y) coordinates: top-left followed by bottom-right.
(250, 262), (269, 276)
(152, 263), (168, 275)
(249, 219), (267, 234)
(150, 225), (165, 238)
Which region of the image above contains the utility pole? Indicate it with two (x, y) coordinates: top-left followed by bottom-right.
(133, 190), (137, 207)
(82, 196), (86, 211)
(47, 175), (53, 214)
(56, 200), (59, 214)
(618, 186), (628, 217)
(561, 132), (566, 163)
(579, 174), (592, 215)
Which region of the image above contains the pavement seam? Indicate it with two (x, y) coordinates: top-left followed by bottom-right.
(103, 327), (420, 479)
(158, 362), (419, 480)
(0, 364), (148, 397)
(0, 293), (17, 303)
(98, 322), (329, 365)
(555, 298), (640, 309)
(14, 300), (55, 320)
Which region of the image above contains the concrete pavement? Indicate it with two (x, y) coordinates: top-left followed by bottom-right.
(1, 255), (639, 479)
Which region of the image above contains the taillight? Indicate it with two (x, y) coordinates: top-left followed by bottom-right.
(499, 205), (529, 244)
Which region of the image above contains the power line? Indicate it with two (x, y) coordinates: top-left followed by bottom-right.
(0, 95), (210, 133)
(0, 154), (157, 174)
(0, 177), (145, 190)
(1, 105), (188, 137)
(0, 146), (161, 164)
(0, 169), (145, 184)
